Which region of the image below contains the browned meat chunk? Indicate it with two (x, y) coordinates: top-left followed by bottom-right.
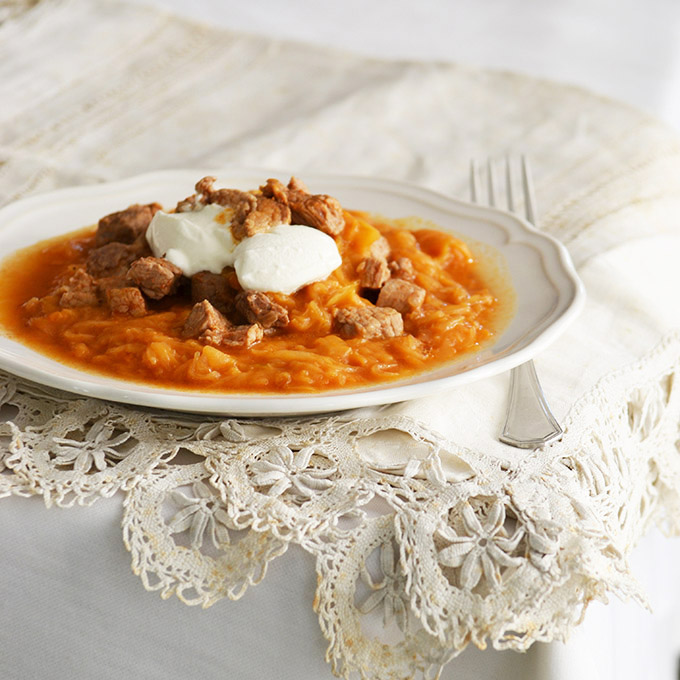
(191, 271), (233, 313)
(232, 196), (291, 241)
(260, 178), (289, 203)
(388, 257), (416, 281)
(221, 323), (264, 348)
(174, 177), (217, 213)
(357, 257), (390, 289)
(181, 300), (263, 348)
(95, 203), (160, 246)
(130, 233), (153, 258)
(287, 192), (345, 236)
(377, 278), (426, 314)
(287, 176), (309, 193)
(86, 242), (138, 278)
(195, 176), (217, 199)
(190, 175), (344, 237)
(334, 306), (403, 339)
(58, 267), (99, 308)
(369, 236), (391, 260)
(181, 300), (233, 345)
(106, 287), (147, 317)
(193, 176), (290, 241)
(261, 176), (344, 236)
(96, 244), (150, 292)
(235, 291), (289, 328)
(210, 188), (257, 213)
(96, 271), (131, 292)
(195, 176), (257, 212)
(175, 194), (202, 213)
(128, 257), (183, 300)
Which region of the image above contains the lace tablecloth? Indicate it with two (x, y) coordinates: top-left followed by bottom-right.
(2, 1), (680, 678)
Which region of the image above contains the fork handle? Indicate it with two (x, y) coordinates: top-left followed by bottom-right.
(499, 361), (563, 449)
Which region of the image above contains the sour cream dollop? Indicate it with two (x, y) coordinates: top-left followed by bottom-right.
(234, 223), (342, 295)
(146, 204), (236, 277)
(146, 205), (342, 294)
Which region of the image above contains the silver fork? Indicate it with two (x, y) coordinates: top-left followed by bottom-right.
(470, 156), (563, 449)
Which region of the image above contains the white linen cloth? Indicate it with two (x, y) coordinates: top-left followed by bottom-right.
(2, 1), (680, 678)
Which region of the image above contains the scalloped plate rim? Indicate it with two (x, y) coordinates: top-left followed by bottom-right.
(0, 168), (585, 415)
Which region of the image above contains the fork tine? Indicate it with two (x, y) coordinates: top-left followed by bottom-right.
(469, 159), (480, 203)
(521, 154), (537, 224)
(505, 156), (515, 213)
(486, 158), (496, 207)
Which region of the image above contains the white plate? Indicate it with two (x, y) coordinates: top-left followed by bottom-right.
(0, 169), (585, 415)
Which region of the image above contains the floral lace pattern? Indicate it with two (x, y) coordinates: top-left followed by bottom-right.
(2, 332), (680, 678)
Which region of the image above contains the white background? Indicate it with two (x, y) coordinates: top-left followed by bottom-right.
(139, 0), (680, 132)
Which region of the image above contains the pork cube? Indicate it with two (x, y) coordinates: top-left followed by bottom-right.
(128, 257), (183, 300)
(333, 306), (403, 339)
(95, 203), (160, 246)
(376, 278), (426, 314)
(235, 291), (289, 328)
(191, 271), (233, 313)
(58, 267), (99, 308)
(388, 257), (416, 282)
(181, 300), (232, 346)
(105, 287), (147, 317)
(357, 257), (390, 289)
(86, 242), (138, 278)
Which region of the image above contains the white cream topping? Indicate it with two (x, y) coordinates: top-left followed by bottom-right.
(146, 204), (236, 277)
(146, 205), (341, 294)
(233, 224), (342, 294)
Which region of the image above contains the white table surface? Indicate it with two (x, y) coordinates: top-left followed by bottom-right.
(3, 1), (680, 678)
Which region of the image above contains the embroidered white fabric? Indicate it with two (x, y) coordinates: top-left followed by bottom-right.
(2, 1), (680, 678)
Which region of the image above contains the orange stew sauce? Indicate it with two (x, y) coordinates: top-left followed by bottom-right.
(0, 212), (500, 393)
